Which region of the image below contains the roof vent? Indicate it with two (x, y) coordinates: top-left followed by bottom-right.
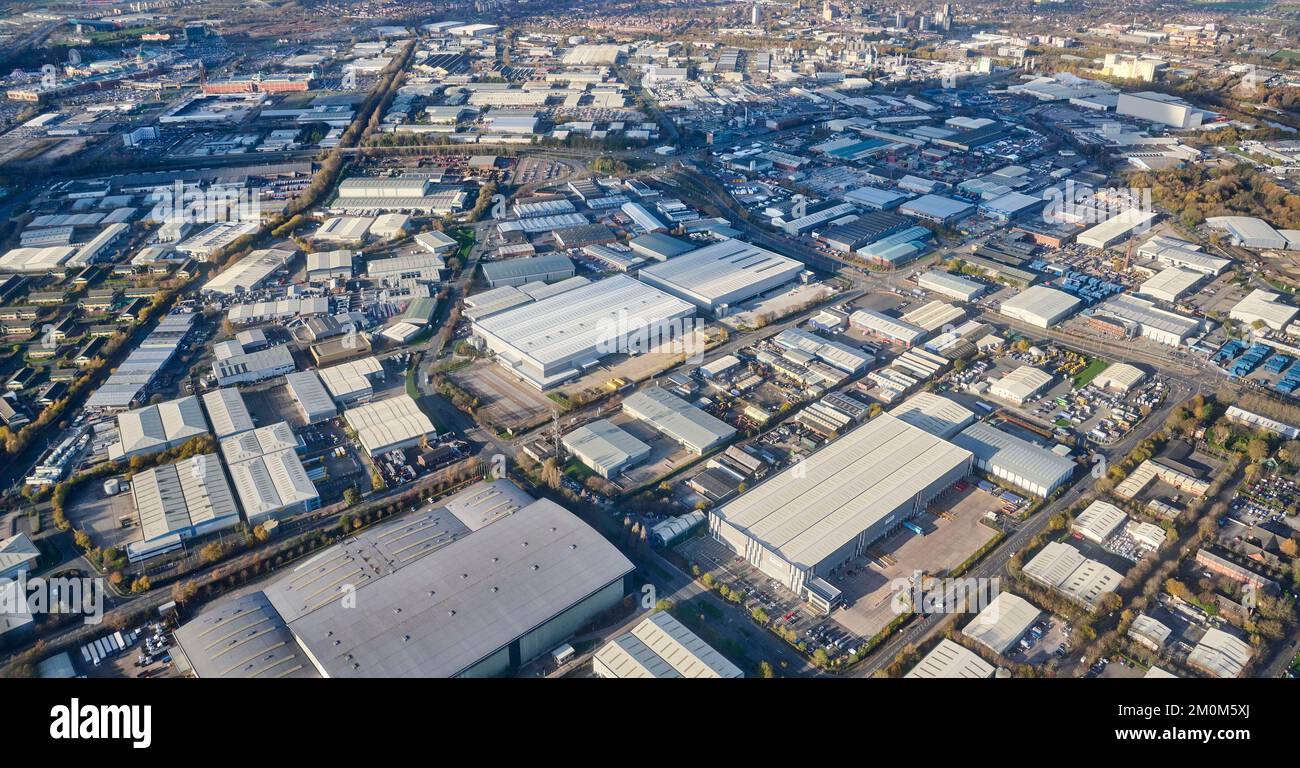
(490, 586), (499, 593)
(531, 564), (539, 571)
(448, 609), (456, 617)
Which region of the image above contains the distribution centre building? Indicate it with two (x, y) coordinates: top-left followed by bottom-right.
(473, 275), (695, 390)
(176, 483), (635, 677)
(343, 394), (437, 455)
(962, 592), (1043, 655)
(636, 238), (803, 313)
(709, 414), (972, 610)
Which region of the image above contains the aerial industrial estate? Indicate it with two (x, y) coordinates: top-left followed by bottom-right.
(1, 0), (1300, 690)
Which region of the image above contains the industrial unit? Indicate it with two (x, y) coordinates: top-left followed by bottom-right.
(998, 285), (1081, 328)
(343, 395), (437, 456)
(127, 454), (241, 562)
(176, 486), (633, 678)
(621, 386), (736, 455)
(951, 422), (1075, 498)
(561, 419), (652, 479)
(917, 270), (986, 302)
(107, 395), (209, 460)
(592, 611), (744, 678)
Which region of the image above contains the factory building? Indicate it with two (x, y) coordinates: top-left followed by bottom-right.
(1076, 210), (1157, 250)
(1138, 266), (1202, 303)
(622, 387), (735, 455)
(1206, 216), (1290, 251)
(1187, 627), (1252, 679)
(1071, 500), (1128, 545)
(898, 194), (975, 225)
(593, 611), (743, 678)
(1116, 91), (1206, 129)
(481, 254), (576, 288)
(849, 308), (928, 347)
(1091, 363), (1146, 394)
(709, 414), (971, 610)
(917, 270), (986, 302)
(1137, 235), (1230, 275)
(343, 395), (437, 456)
(637, 239), (802, 313)
(998, 285), (1081, 328)
(203, 249), (292, 295)
(888, 392), (975, 439)
(904, 638), (996, 679)
(127, 454), (241, 562)
(1230, 289), (1298, 331)
(962, 592), (1043, 655)
(221, 422), (319, 522)
(1022, 541), (1122, 609)
(176, 484), (634, 677)
(212, 344), (296, 386)
(473, 275), (695, 390)
(317, 357), (384, 404)
(951, 422), (1076, 498)
(107, 395), (209, 460)
(987, 365), (1053, 406)
(1092, 294), (1201, 346)
(561, 419), (652, 479)
(200, 388), (256, 440)
(284, 371), (338, 424)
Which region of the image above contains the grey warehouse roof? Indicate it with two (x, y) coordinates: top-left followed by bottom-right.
(951, 422), (1076, 494)
(173, 592), (321, 679)
(714, 414), (972, 569)
(261, 495), (633, 677)
(621, 386), (736, 453)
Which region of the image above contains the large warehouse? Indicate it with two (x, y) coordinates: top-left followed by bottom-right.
(951, 422), (1076, 498)
(622, 387), (736, 455)
(473, 275), (696, 390)
(561, 419), (652, 479)
(636, 239), (803, 313)
(343, 395), (437, 455)
(176, 483), (634, 678)
(1022, 541), (1122, 610)
(987, 365), (1053, 405)
(592, 611), (743, 678)
(267, 492), (632, 677)
(709, 414), (971, 609)
(998, 285), (1081, 328)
